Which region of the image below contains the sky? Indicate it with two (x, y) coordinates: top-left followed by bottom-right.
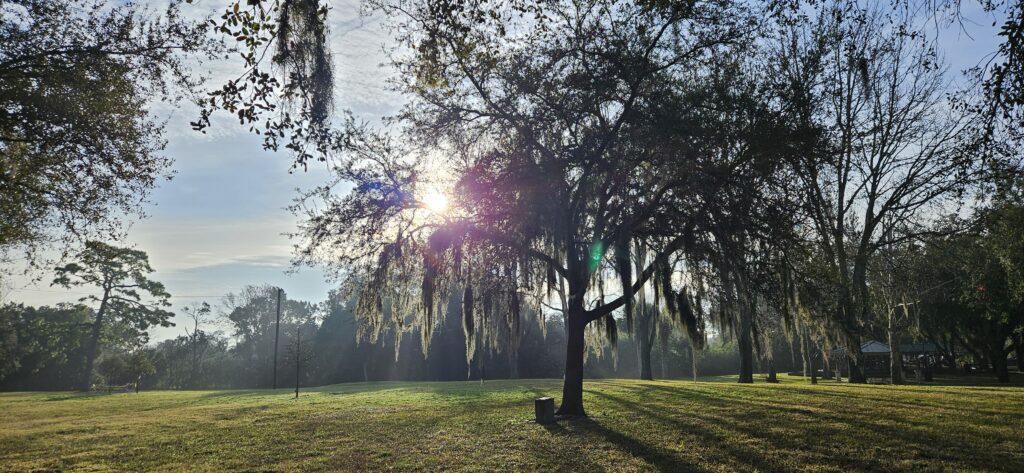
(0, 0), (1010, 342)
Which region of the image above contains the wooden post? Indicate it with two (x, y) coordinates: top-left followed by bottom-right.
(535, 397), (555, 424)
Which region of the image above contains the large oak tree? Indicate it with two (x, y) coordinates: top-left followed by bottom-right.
(286, 0), (807, 416)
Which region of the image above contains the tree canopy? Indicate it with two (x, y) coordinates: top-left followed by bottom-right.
(0, 0), (216, 268)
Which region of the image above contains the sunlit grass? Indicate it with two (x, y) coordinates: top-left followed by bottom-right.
(1, 375), (1022, 472)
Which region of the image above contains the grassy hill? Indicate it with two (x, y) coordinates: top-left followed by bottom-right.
(2, 376), (1023, 472)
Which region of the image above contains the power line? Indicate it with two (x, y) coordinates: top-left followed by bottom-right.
(9, 288), (228, 298)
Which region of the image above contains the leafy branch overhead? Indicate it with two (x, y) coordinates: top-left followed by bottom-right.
(0, 0), (219, 267)
(190, 0), (336, 169)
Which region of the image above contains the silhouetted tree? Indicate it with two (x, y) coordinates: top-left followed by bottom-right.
(52, 242), (173, 391)
(127, 350), (155, 393)
(289, 0), (776, 417)
(775, 2), (988, 382)
(182, 302), (213, 388)
(286, 326), (315, 398)
(221, 285), (317, 387)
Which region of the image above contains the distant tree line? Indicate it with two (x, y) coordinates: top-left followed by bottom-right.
(5, 267), (1019, 392)
(3, 280), (829, 391)
(3, 257), (1021, 392)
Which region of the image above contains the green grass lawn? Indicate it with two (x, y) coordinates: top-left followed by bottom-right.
(2, 375), (1023, 472)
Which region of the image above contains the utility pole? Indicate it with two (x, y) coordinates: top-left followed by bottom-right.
(273, 287), (282, 389)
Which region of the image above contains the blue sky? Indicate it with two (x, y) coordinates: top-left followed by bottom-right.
(1, 0), (1009, 342)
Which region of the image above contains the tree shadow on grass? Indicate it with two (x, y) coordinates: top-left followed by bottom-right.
(574, 416), (713, 473)
(41, 393), (104, 401)
(781, 384), (1023, 418)
(586, 389), (790, 472)
(609, 383), (1024, 472)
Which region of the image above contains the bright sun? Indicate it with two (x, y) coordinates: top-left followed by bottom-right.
(422, 188), (449, 214)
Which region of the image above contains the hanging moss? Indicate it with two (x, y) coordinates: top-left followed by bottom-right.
(273, 0), (333, 126)
(678, 288), (706, 349)
(462, 284), (475, 364)
(546, 262), (557, 298)
(615, 235), (633, 330)
(453, 245), (463, 278)
(604, 314), (618, 346)
(482, 289), (493, 325)
(462, 284), (475, 336)
(510, 289), (521, 347)
(421, 261), (436, 328)
(658, 260), (676, 319)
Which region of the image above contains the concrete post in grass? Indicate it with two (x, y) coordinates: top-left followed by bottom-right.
(535, 397), (555, 424)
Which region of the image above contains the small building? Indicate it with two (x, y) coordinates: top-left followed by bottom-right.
(837, 340), (943, 381)
(857, 340), (892, 378)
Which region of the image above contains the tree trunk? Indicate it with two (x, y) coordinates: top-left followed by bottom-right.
(734, 275), (754, 384)
(766, 358), (778, 383)
(803, 332), (817, 385)
(790, 338), (797, 372)
(273, 288), (282, 389)
(691, 342), (699, 382)
(509, 346), (519, 379)
(639, 337), (653, 381)
(479, 349), (486, 383)
(557, 312), (587, 417)
(637, 313), (654, 381)
(847, 338), (867, 383)
(798, 333), (806, 378)
(992, 349), (1010, 383)
(944, 336), (957, 368)
(837, 273), (867, 384)
(737, 316), (754, 384)
(295, 331), (302, 398)
(80, 296), (108, 392)
(888, 313), (904, 385)
(659, 324), (668, 379)
(810, 352), (817, 384)
(800, 330), (809, 378)
(1015, 334), (1023, 372)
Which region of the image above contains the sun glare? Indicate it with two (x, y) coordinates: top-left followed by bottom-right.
(423, 188), (449, 214)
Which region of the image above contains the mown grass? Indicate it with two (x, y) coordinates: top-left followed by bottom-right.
(1, 375), (1022, 472)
